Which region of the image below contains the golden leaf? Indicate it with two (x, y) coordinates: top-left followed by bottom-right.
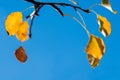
(101, 0), (117, 14)
(5, 12), (22, 36)
(5, 12), (29, 42)
(16, 21), (29, 42)
(97, 14), (111, 37)
(85, 34), (105, 68)
(15, 46), (27, 63)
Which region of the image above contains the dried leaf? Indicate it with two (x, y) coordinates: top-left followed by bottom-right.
(16, 21), (29, 42)
(5, 12), (22, 36)
(85, 34), (105, 68)
(15, 46), (27, 63)
(97, 14), (111, 37)
(101, 0), (117, 14)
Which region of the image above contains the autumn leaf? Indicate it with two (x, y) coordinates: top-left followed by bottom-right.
(5, 12), (22, 36)
(101, 0), (117, 14)
(15, 46), (27, 63)
(97, 14), (111, 37)
(85, 34), (105, 68)
(5, 12), (29, 42)
(16, 21), (29, 42)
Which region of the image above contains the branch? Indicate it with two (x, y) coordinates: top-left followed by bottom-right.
(24, 0), (90, 14)
(50, 4), (64, 16)
(24, 0), (90, 38)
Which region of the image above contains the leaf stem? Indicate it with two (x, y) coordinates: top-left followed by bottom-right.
(90, 10), (98, 16)
(64, 14), (90, 37)
(22, 6), (34, 13)
(87, 4), (100, 10)
(76, 11), (86, 27)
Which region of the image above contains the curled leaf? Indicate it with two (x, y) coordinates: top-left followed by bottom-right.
(5, 12), (22, 36)
(85, 34), (105, 68)
(97, 14), (111, 37)
(16, 21), (29, 42)
(15, 46), (27, 63)
(101, 0), (117, 14)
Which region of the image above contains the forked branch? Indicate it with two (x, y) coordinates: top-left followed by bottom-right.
(24, 0), (90, 38)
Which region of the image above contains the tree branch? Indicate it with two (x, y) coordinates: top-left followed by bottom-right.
(24, 0), (90, 14)
(24, 0), (90, 38)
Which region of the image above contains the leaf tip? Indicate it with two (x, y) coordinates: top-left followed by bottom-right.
(85, 34), (105, 68)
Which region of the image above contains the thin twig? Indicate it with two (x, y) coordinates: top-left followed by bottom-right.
(29, 16), (35, 38)
(90, 10), (98, 16)
(64, 14), (90, 37)
(22, 6), (34, 13)
(76, 11), (86, 27)
(87, 4), (100, 10)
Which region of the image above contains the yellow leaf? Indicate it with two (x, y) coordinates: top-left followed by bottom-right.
(101, 0), (117, 14)
(85, 34), (105, 68)
(14, 46), (27, 63)
(16, 21), (29, 42)
(97, 14), (111, 37)
(5, 12), (22, 36)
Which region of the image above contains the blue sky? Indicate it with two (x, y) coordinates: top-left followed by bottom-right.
(0, 0), (120, 80)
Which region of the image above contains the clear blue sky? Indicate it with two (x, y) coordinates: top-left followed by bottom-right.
(0, 0), (120, 80)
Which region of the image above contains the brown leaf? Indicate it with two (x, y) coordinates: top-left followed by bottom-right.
(15, 46), (27, 63)
(101, 0), (117, 14)
(87, 54), (100, 68)
(85, 34), (105, 68)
